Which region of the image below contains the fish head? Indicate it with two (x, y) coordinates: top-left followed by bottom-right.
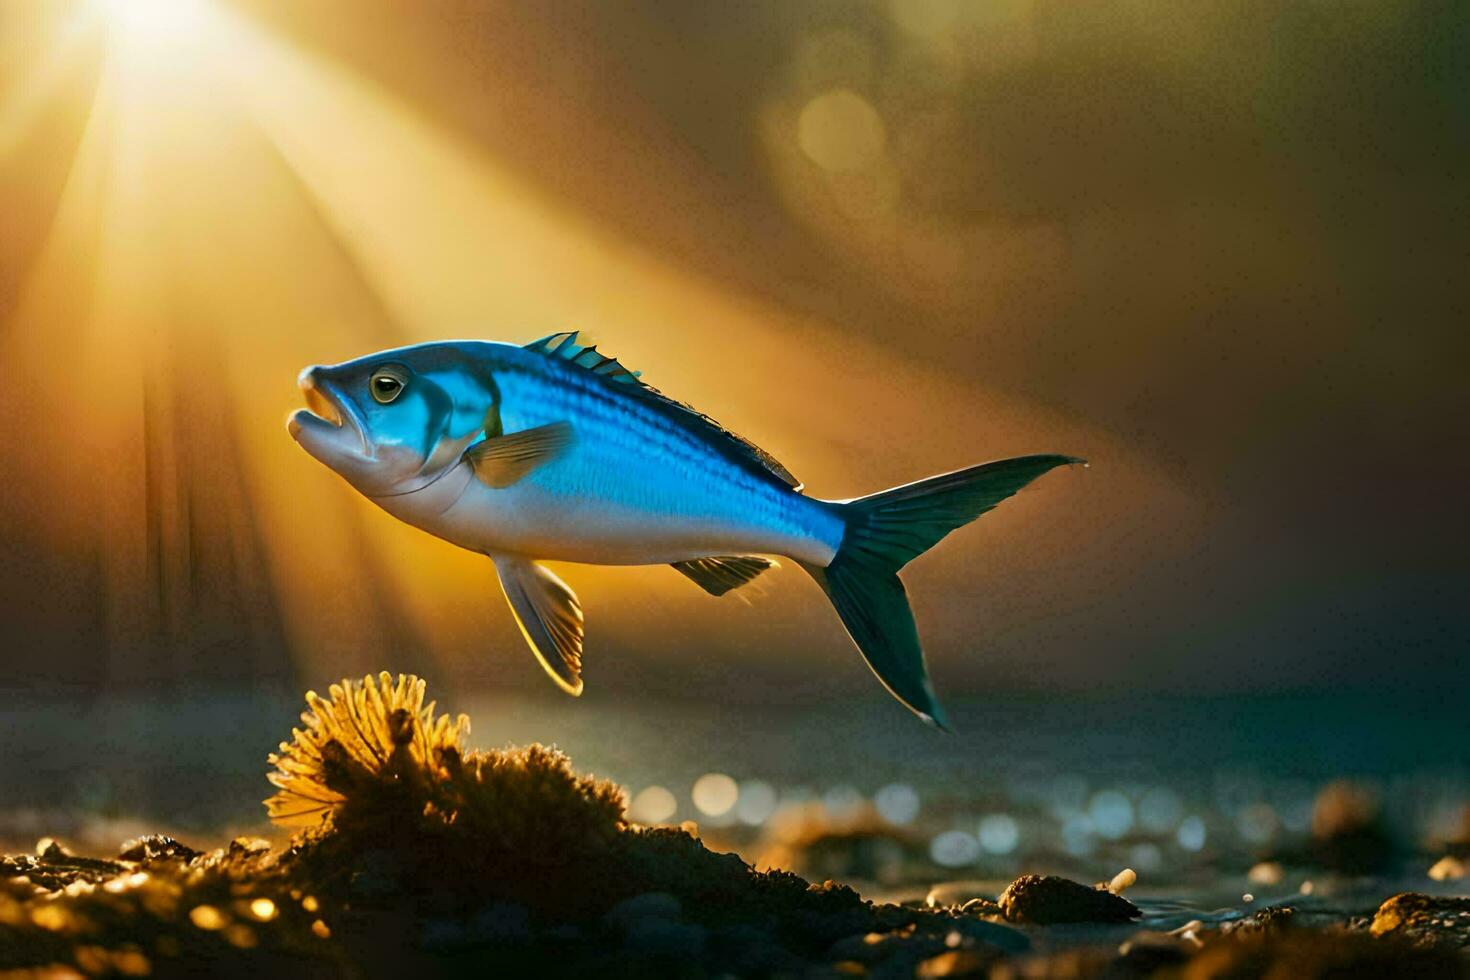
(289, 343), (495, 497)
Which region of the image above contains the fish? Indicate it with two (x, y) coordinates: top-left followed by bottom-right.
(288, 332), (1082, 728)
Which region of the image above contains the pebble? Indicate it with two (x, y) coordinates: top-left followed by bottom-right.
(1370, 892), (1470, 948)
(603, 890), (682, 929)
(946, 917), (1030, 953)
(469, 902), (530, 944)
(622, 917), (707, 957)
(118, 835), (200, 864)
(997, 874), (1140, 925)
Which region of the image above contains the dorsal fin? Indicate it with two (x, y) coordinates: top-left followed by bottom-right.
(522, 331), (802, 491)
(524, 331), (642, 384)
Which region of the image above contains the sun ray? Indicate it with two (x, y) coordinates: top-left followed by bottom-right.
(0, 0), (1191, 693)
(0, 3), (99, 158)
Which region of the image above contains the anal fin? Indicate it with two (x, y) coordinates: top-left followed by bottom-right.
(671, 556), (777, 597)
(493, 556), (584, 695)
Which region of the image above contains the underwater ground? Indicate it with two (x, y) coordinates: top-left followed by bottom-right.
(2, 675), (1467, 977)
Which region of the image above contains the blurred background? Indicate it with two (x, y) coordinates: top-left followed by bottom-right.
(0, 0), (1465, 889)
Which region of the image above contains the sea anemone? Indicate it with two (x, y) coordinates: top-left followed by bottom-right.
(265, 672), (469, 827)
(265, 673), (630, 919)
(264, 672), (626, 862)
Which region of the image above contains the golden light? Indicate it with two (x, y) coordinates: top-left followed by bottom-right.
(247, 897), (278, 922)
(93, 0), (215, 52)
(0, 0), (1160, 696)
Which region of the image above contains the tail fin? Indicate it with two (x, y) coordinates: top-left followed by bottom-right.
(801, 454), (1083, 730)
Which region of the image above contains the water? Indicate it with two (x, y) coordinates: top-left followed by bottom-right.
(2, 687), (1465, 901)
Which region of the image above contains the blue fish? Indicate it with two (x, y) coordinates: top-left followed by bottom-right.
(289, 332), (1081, 727)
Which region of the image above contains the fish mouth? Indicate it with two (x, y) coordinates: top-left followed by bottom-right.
(288, 368), (369, 457)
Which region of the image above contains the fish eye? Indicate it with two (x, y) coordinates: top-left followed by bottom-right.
(369, 365), (409, 404)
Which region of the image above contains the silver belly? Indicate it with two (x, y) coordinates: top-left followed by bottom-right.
(374, 449), (843, 567)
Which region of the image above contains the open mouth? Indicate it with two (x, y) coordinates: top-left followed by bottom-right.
(288, 368), (368, 455)
(302, 380), (343, 427)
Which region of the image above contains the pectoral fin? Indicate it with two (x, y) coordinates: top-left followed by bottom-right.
(493, 556), (584, 695)
(670, 556), (777, 596)
(465, 422), (573, 488)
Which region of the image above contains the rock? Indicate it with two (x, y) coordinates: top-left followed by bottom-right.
(1221, 904), (1296, 935)
(622, 917), (707, 957)
(118, 834), (200, 864)
(36, 837), (69, 860)
(958, 896), (1002, 917)
(996, 874), (1140, 925)
(709, 923), (804, 975)
(1114, 932), (1194, 973)
(1370, 892), (1470, 949)
(947, 916), (1030, 954)
(1186, 928), (1470, 978)
(603, 890), (682, 929)
(540, 923), (583, 942)
(827, 931), (895, 965)
(418, 917), (468, 950)
(347, 848), (402, 900)
(468, 902), (531, 945)
(826, 927), (943, 966)
(11, 838), (126, 888)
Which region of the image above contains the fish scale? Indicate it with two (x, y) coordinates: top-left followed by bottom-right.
(491, 359), (823, 551)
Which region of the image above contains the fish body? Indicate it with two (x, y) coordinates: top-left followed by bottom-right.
(290, 332), (1081, 727)
(361, 342), (844, 567)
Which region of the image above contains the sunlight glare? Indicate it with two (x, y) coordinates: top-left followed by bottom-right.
(94, 0), (213, 51)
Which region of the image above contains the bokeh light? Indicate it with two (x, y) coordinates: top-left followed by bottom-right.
(1061, 815), (1096, 856)
(977, 813), (1020, 855)
(628, 786), (677, 825)
(1177, 816), (1208, 852)
(822, 785), (864, 822)
(735, 780), (778, 826)
(691, 773), (739, 818)
(1236, 803), (1280, 844)
(874, 783), (920, 826)
(797, 89), (885, 173)
(1137, 787), (1184, 834)
(1088, 789), (1135, 841)
(929, 830), (980, 868)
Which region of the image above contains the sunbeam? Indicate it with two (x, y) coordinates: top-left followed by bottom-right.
(0, 0), (1184, 697)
